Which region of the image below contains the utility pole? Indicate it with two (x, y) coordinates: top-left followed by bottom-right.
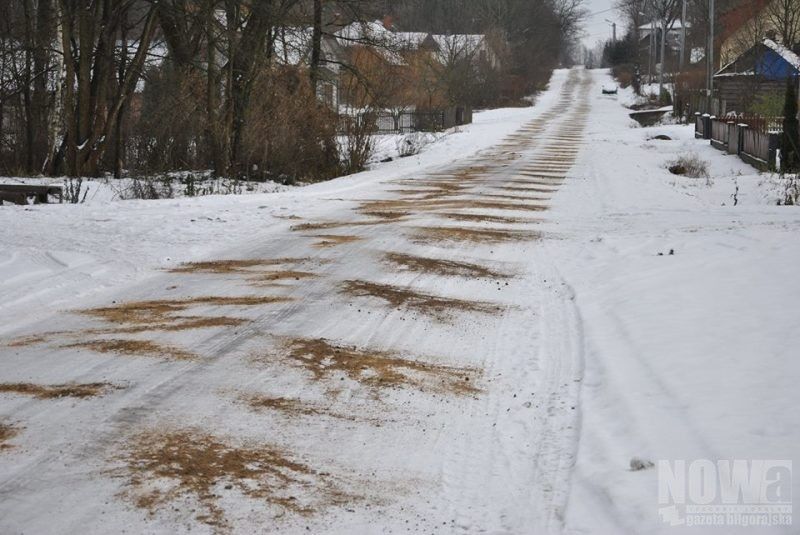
(605, 19), (617, 42)
(659, 16), (666, 98)
(649, 19), (655, 83)
(707, 0), (715, 110)
(679, 0), (687, 72)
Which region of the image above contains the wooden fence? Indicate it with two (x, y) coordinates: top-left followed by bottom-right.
(695, 114), (710, 139)
(710, 118), (729, 148)
(697, 113), (781, 170)
(340, 107), (472, 135)
(741, 128), (780, 170)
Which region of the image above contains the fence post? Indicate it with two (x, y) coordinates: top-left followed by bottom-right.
(694, 112), (702, 138)
(726, 121), (736, 154)
(768, 132), (781, 171)
(736, 123), (747, 156)
(702, 113), (712, 140)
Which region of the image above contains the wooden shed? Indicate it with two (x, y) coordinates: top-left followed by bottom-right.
(713, 38), (800, 114)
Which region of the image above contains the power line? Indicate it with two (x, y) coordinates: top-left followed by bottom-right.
(585, 6), (618, 18)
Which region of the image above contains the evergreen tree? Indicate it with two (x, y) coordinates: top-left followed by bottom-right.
(781, 77), (800, 173)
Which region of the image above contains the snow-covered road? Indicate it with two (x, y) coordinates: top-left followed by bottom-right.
(2, 68), (798, 535)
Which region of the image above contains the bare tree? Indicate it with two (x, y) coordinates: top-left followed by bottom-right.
(765, 0), (800, 47)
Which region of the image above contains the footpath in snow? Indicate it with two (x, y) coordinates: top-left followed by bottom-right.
(558, 73), (800, 534)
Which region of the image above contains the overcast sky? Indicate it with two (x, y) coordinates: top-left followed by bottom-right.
(581, 0), (624, 49)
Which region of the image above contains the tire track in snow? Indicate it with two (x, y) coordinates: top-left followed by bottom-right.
(0, 69), (596, 534)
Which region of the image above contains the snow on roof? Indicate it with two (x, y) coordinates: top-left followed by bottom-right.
(334, 23), (490, 66)
(763, 38), (800, 69)
(394, 31), (430, 48)
(431, 34), (486, 63)
(335, 20), (406, 65)
(638, 20), (690, 30)
(336, 20), (392, 44)
(715, 37), (800, 77)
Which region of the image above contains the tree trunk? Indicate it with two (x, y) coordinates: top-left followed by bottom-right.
(32, 0), (52, 170)
(44, 0), (65, 175)
(310, 0), (323, 95)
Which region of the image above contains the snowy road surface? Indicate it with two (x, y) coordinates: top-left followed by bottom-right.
(1, 68), (798, 534)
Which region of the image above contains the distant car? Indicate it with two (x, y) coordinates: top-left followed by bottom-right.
(602, 85), (618, 95)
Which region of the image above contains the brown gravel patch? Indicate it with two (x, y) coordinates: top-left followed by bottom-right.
(169, 260), (316, 287)
(0, 423), (18, 450)
(245, 396), (330, 417)
(342, 280), (501, 320)
(411, 226), (541, 245)
(504, 178), (564, 186)
(447, 199), (549, 212)
(6, 335), (52, 348)
(361, 210), (409, 220)
(384, 252), (509, 279)
(309, 235), (363, 248)
(251, 271), (316, 282)
(244, 396), (364, 422)
(496, 186), (560, 193)
(281, 338), (480, 396)
(122, 429), (349, 529)
(0, 382), (115, 399)
(110, 316), (247, 334)
(291, 220), (394, 232)
(80, 296), (290, 328)
(66, 339), (196, 361)
(437, 212), (539, 224)
(358, 198), (547, 214)
(169, 260), (297, 275)
(483, 193), (552, 202)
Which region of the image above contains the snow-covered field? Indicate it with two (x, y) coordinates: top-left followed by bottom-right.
(1, 69), (797, 534)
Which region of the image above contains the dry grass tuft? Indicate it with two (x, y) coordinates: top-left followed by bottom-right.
(65, 339), (196, 361)
(309, 235), (363, 248)
(411, 226), (541, 245)
(384, 252), (509, 279)
(281, 338), (481, 396)
(123, 430), (349, 529)
(342, 280), (501, 319)
(0, 382), (115, 399)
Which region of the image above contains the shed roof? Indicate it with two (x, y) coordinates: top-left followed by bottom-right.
(715, 38), (800, 80)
